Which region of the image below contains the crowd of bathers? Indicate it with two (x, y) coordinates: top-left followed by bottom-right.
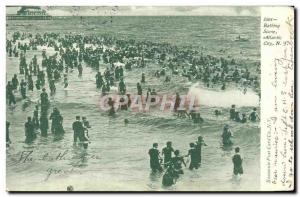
(6, 31), (260, 187)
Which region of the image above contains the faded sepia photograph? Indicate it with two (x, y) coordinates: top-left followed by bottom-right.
(6, 6), (263, 191)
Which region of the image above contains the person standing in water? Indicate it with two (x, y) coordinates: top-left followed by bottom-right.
(25, 117), (36, 144)
(145, 88), (151, 102)
(222, 124), (233, 146)
(40, 88), (49, 112)
(6, 121), (11, 147)
(72, 116), (84, 143)
(50, 108), (64, 135)
(229, 105), (236, 120)
(49, 79), (56, 95)
(20, 79), (27, 99)
(12, 74), (19, 90)
(249, 107), (260, 122)
(148, 143), (163, 173)
(137, 82), (142, 96)
(162, 141), (174, 167)
(195, 136), (207, 165)
(7, 82), (16, 106)
(63, 74), (68, 88)
(108, 97), (116, 116)
(32, 105), (39, 129)
(82, 117), (91, 129)
(78, 63), (83, 77)
(118, 78), (126, 95)
(27, 75), (34, 91)
(95, 71), (103, 89)
(141, 73), (146, 83)
(232, 147), (243, 176)
(174, 93), (181, 112)
(171, 150), (186, 176)
(82, 117), (90, 149)
(186, 143), (199, 170)
(40, 111), (49, 137)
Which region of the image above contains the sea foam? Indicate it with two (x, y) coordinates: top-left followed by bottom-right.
(187, 83), (259, 108)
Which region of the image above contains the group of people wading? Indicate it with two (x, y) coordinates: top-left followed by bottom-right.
(149, 136), (243, 187)
(149, 103), (259, 187)
(6, 31), (258, 187)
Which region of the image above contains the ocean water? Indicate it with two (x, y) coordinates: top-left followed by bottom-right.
(6, 16), (260, 191)
(7, 16), (260, 61)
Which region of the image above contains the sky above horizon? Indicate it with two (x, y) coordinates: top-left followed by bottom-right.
(6, 6), (260, 16)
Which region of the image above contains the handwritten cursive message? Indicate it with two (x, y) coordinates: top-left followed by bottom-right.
(10, 150), (101, 181)
(261, 7), (294, 191)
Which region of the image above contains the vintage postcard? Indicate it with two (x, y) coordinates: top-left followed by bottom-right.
(5, 6), (294, 192)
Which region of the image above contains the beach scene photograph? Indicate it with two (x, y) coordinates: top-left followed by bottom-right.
(6, 6), (261, 191)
